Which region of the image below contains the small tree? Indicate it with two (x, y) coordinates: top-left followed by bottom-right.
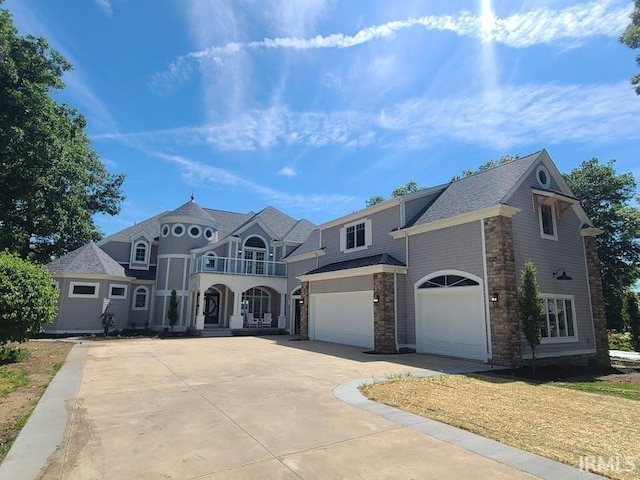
(100, 304), (115, 336)
(0, 251), (58, 348)
(167, 289), (179, 332)
(518, 261), (545, 373)
(365, 195), (386, 207)
(622, 291), (640, 352)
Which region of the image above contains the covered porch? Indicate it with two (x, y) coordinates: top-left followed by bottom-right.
(189, 273), (288, 333)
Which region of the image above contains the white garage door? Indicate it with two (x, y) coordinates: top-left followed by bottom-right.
(310, 291), (374, 349)
(416, 274), (487, 361)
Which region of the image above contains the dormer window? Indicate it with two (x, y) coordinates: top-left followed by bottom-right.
(134, 242), (147, 262)
(130, 239), (151, 269)
(340, 218), (372, 253)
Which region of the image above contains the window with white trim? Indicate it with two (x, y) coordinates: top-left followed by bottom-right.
(134, 242), (147, 262)
(541, 295), (577, 342)
(69, 282), (99, 298)
(539, 203), (557, 240)
(133, 286), (149, 310)
(339, 218), (372, 253)
(109, 284), (127, 299)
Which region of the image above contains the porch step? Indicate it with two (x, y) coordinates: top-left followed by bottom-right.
(200, 328), (233, 338)
(231, 328), (288, 337)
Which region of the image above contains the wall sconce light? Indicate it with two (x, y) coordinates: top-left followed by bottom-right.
(490, 292), (499, 303)
(553, 268), (572, 281)
(299, 298), (304, 304)
(238, 249), (242, 254)
(373, 295), (380, 303)
(270, 252), (274, 257)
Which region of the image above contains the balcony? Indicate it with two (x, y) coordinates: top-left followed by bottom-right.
(193, 256), (287, 277)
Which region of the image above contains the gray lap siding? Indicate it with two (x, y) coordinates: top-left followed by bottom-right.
(508, 170), (596, 356)
(319, 205), (405, 266)
(404, 221), (485, 346)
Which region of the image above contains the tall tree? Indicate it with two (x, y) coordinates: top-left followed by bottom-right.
(622, 291), (640, 351)
(0, 7), (124, 262)
(620, 0), (640, 95)
(564, 158), (640, 330)
(365, 195), (386, 207)
(391, 180), (421, 197)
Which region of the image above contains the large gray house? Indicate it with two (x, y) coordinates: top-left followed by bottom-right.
(47, 150), (608, 366)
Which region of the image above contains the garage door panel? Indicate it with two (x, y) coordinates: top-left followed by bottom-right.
(310, 291), (374, 349)
(416, 286), (487, 361)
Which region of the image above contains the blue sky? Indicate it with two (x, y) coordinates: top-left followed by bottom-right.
(4, 0), (640, 236)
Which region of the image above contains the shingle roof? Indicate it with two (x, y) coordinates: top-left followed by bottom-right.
(203, 208), (254, 239)
(99, 212), (168, 244)
(165, 199), (212, 220)
(412, 151), (542, 226)
(231, 206), (298, 239)
(304, 253), (405, 275)
(48, 243), (127, 277)
(282, 219), (316, 243)
(284, 229), (321, 259)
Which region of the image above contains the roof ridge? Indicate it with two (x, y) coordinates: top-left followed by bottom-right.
(451, 150), (543, 184)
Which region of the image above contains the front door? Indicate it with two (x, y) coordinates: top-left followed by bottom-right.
(204, 290), (220, 326)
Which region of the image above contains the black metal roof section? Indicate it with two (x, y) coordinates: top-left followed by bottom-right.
(304, 253), (405, 275)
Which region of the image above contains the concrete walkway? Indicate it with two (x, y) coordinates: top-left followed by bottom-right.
(610, 349), (640, 361)
(1, 337), (604, 479)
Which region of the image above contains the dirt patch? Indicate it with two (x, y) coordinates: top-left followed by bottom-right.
(0, 341), (74, 462)
(361, 374), (640, 480)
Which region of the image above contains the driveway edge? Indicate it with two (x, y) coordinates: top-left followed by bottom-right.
(0, 342), (87, 480)
(333, 374), (605, 480)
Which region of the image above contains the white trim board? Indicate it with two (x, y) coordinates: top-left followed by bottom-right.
(298, 264), (407, 282)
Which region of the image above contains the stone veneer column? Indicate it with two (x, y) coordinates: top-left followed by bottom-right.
(299, 281), (310, 340)
(373, 272), (396, 353)
(484, 216), (521, 366)
(583, 236), (611, 367)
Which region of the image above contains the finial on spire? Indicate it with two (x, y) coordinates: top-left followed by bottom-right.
(190, 191), (194, 202)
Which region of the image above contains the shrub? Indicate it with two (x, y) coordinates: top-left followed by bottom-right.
(519, 261), (545, 373)
(0, 251), (58, 346)
(608, 330), (634, 351)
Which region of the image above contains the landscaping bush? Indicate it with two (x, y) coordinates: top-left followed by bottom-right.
(0, 252), (58, 346)
(608, 330), (634, 351)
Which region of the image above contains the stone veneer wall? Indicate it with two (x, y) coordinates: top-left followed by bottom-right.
(583, 236), (611, 366)
(484, 216), (521, 366)
(299, 281), (310, 340)
(373, 272), (396, 353)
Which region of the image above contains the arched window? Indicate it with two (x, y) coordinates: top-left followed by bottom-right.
(243, 236), (267, 275)
(133, 286), (149, 310)
(418, 274), (479, 289)
(134, 242), (147, 263)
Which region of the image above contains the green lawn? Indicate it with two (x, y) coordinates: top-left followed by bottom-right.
(560, 380), (640, 401)
(0, 368), (29, 396)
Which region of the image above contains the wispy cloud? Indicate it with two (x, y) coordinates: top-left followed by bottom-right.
(152, 152), (357, 212)
(98, 81), (640, 151)
(95, 0), (112, 16)
(151, 0), (630, 91)
(277, 167), (298, 177)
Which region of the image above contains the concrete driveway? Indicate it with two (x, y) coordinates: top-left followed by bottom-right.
(33, 336), (540, 479)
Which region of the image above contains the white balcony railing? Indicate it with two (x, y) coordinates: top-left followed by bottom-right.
(193, 256), (287, 277)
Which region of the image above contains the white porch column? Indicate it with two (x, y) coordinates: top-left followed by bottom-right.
(230, 288), (244, 329)
(195, 289), (205, 330)
(278, 293), (286, 328)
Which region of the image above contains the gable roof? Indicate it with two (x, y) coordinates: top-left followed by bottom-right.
(230, 206), (299, 239)
(203, 208), (254, 239)
(284, 228), (321, 259)
(303, 253), (405, 275)
(281, 219), (316, 243)
(48, 243), (127, 277)
(411, 151), (542, 226)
